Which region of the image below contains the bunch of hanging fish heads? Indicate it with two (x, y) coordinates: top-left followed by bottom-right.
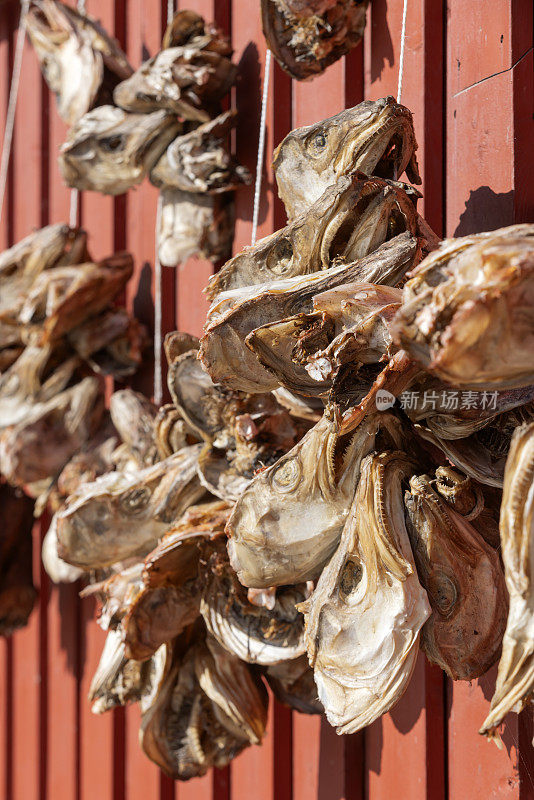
(17, 0), (534, 779)
(0, 222), (147, 634)
(25, 0), (251, 267)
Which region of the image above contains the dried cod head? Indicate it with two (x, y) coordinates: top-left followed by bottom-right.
(0, 222), (84, 309)
(0, 486), (37, 636)
(404, 473), (507, 680)
(393, 224), (534, 390)
(25, 0), (133, 124)
(201, 545), (307, 664)
(121, 501), (230, 661)
(201, 233), (419, 394)
(140, 634), (268, 780)
(151, 110), (251, 193)
(55, 444), (205, 569)
(89, 628), (166, 714)
(0, 343), (80, 429)
(113, 44), (237, 122)
(158, 187), (234, 266)
(300, 451), (430, 734)
(261, 0), (369, 82)
(480, 422), (534, 739)
(18, 252), (133, 344)
(0, 376), (103, 486)
(246, 282), (402, 398)
(207, 173), (430, 298)
(273, 98), (420, 220)
(227, 411), (405, 587)
(59, 106), (181, 195)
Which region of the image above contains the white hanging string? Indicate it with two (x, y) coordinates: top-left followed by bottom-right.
(153, 0), (175, 406)
(153, 195), (163, 406)
(396, 0), (408, 103)
(68, 0), (87, 227)
(251, 48), (272, 245)
(0, 0), (30, 225)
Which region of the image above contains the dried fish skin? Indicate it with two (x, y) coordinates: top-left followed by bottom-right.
(201, 547), (307, 664)
(155, 405), (192, 459)
(480, 422), (534, 738)
(227, 411), (400, 587)
(246, 283), (402, 398)
(113, 46), (237, 122)
(42, 512), (85, 584)
(140, 636), (267, 780)
(208, 173), (427, 298)
(55, 445), (204, 569)
(167, 349), (228, 442)
(0, 223), (85, 325)
(301, 452), (430, 734)
(59, 106), (181, 195)
(265, 655), (323, 715)
(109, 389), (159, 468)
(164, 330), (199, 363)
(0, 344), (80, 429)
(404, 474), (507, 680)
(273, 99), (420, 220)
(25, 0), (133, 124)
(89, 629), (166, 714)
(0, 376), (103, 486)
(416, 403), (534, 489)
(201, 233), (419, 394)
(121, 502), (231, 660)
(151, 110), (251, 193)
(393, 225), (534, 390)
(18, 252), (134, 344)
(0, 486), (37, 636)
(158, 187), (234, 266)
(262, 0), (369, 82)
(162, 10), (233, 54)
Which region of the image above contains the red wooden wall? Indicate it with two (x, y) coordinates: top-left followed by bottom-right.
(1, 1), (534, 798)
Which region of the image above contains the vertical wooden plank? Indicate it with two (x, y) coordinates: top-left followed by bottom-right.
(231, 703), (274, 800)
(0, 9), (15, 797)
(10, 19), (45, 797)
(445, 3), (533, 800)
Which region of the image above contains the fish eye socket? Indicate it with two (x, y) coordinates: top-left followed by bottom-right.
(100, 135), (123, 152)
(427, 572), (457, 617)
(305, 130), (327, 156)
(271, 457), (301, 493)
(265, 238), (293, 275)
(119, 487), (151, 513)
(339, 559), (363, 598)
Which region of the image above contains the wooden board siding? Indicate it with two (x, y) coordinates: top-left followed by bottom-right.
(0, 0), (533, 798)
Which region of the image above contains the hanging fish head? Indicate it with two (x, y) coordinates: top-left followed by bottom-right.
(59, 106), (181, 195)
(227, 411), (394, 587)
(273, 98), (421, 219)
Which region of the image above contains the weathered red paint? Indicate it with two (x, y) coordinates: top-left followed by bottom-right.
(1, 0), (534, 798)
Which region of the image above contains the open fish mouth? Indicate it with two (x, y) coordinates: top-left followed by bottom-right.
(318, 179), (410, 268)
(338, 103), (420, 184)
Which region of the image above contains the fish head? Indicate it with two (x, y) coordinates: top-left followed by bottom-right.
(59, 106), (180, 194)
(273, 98), (421, 219)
